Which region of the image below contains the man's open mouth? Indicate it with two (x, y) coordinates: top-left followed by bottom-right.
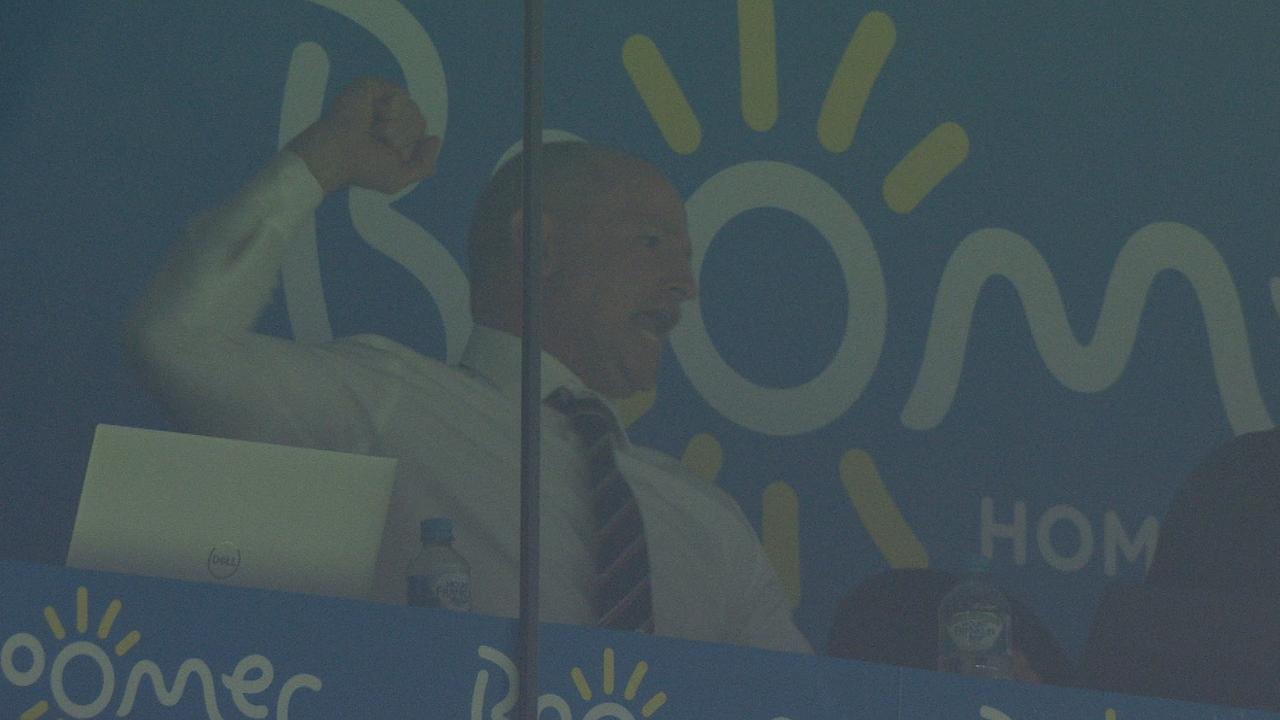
(633, 308), (679, 339)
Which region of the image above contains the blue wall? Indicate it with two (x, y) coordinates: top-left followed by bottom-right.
(3, 1), (1278, 657)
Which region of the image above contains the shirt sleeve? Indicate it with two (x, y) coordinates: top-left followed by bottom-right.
(125, 152), (398, 453)
(720, 494), (814, 654)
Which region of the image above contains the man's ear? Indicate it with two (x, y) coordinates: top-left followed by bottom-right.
(508, 208), (560, 280)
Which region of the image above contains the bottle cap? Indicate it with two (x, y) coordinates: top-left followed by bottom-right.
(420, 517), (454, 545)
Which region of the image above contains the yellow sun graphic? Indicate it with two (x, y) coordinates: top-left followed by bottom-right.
(622, 4), (968, 213)
(17, 586), (141, 720)
(616, 3), (945, 605)
(569, 648), (668, 718)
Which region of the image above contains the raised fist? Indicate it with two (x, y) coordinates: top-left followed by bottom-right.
(287, 77), (441, 195)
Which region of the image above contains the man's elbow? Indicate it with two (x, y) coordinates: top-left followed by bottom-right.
(121, 301), (169, 381)
(121, 294), (196, 382)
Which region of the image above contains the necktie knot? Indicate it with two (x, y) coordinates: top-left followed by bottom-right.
(546, 387), (621, 446)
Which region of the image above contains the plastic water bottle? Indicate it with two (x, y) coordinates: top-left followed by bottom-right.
(406, 518), (471, 611)
(937, 556), (1013, 679)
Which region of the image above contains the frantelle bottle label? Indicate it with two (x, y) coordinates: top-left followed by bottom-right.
(408, 570), (471, 611)
(942, 604), (1008, 650)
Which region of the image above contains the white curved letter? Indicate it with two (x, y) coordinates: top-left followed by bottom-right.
(903, 223), (1271, 435)
(281, 1), (472, 360)
(673, 161), (887, 436)
(471, 645), (518, 720)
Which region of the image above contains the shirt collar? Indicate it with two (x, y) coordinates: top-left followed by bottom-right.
(459, 324), (629, 438)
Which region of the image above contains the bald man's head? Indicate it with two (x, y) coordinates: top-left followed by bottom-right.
(467, 142), (653, 319)
(466, 142), (697, 397)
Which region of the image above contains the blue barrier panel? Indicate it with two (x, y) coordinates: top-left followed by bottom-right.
(2, 562), (1272, 719)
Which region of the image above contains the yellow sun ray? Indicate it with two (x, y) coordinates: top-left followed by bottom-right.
(571, 652), (669, 715)
(76, 586), (89, 634)
(840, 450), (928, 567)
(602, 647), (616, 695)
(817, 11), (895, 153)
(738, 0), (777, 132)
(617, 389), (656, 427)
(97, 599), (122, 640)
(42, 607), (65, 641)
(882, 121), (969, 214)
(622, 35), (702, 154)
(762, 482), (801, 607)
(115, 630), (141, 657)
(570, 667), (592, 702)
(20, 700), (49, 720)
(641, 691), (668, 717)
(680, 433), (723, 483)
(624, 660), (649, 701)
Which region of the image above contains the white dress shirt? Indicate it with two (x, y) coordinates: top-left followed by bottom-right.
(127, 151), (811, 654)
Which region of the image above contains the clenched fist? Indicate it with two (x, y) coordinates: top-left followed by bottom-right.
(287, 77), (441, 195)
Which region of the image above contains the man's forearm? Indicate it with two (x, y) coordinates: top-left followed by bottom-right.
(126, 77), (436, 353)
(125, 151), (324, 348)
(119, 79), (436, 446)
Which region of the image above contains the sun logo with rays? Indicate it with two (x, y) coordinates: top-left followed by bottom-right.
(622, 5), (968, 212)
(1, 586), (141, 720)
(618, 3), (950, 607)
(569, 648), (668, 719)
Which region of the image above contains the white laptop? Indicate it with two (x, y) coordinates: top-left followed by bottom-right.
(66, 424), (397, 601)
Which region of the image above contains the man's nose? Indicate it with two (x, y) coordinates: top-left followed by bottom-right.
(658, 226), (696, 300)
(664, 253), (698, 303)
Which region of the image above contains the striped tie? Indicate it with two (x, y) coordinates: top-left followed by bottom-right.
(547, 388), (655, 633)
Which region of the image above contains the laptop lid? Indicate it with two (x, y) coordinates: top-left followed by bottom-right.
(1082, 582), (1280, 711)
(66, 424), (396, 602)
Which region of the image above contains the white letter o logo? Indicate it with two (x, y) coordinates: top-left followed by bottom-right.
(672, 161), (886, 436)
(50, 641), (115, 719)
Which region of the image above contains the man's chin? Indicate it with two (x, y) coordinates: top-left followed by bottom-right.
(591, 355), (653, 400)
(620, 365), (660, 398)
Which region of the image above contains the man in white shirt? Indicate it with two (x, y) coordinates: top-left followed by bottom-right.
(125, 77), (811, 653)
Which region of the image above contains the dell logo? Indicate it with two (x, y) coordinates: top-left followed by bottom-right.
(207, 542), (241, 580)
